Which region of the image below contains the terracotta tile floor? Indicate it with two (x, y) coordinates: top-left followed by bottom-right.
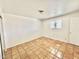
(5, 37), (79, 59)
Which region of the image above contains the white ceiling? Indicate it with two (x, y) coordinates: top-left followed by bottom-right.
(2, 0), (79, 19)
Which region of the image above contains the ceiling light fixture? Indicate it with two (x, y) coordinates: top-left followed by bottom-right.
(38, 10), (44, 13)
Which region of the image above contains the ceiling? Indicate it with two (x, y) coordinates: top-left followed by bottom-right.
(2, 0), (79, 19)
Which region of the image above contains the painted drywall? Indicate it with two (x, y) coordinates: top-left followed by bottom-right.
(65, 0), (79, 13)
(43, 17), (69, 42)
(69, 12), (79, 45)
(3, 0), (48, 19)
(3, 0), (79, 19)
(2, 11), (79, 49)
(2, 0), (79, 49)
(3, 13), (42, 49)
(48, 0), (79, 19)
(43, 11), (79, 44)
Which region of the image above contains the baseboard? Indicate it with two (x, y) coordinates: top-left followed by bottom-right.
(5, 35), (42, 49)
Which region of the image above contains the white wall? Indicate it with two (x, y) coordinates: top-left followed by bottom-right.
(69, 12), (79, 45)
(3, 13), (42, 48)
(2, 0), (79, 49)
(43, 11), (79, 43)
(3, 11), (79, 49)
(43, 17), (69, 42)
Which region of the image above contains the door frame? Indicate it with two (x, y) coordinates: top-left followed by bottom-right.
(0, 16), (5, 59)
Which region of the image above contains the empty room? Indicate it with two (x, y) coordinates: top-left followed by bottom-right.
(0, 0), (79, 59)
